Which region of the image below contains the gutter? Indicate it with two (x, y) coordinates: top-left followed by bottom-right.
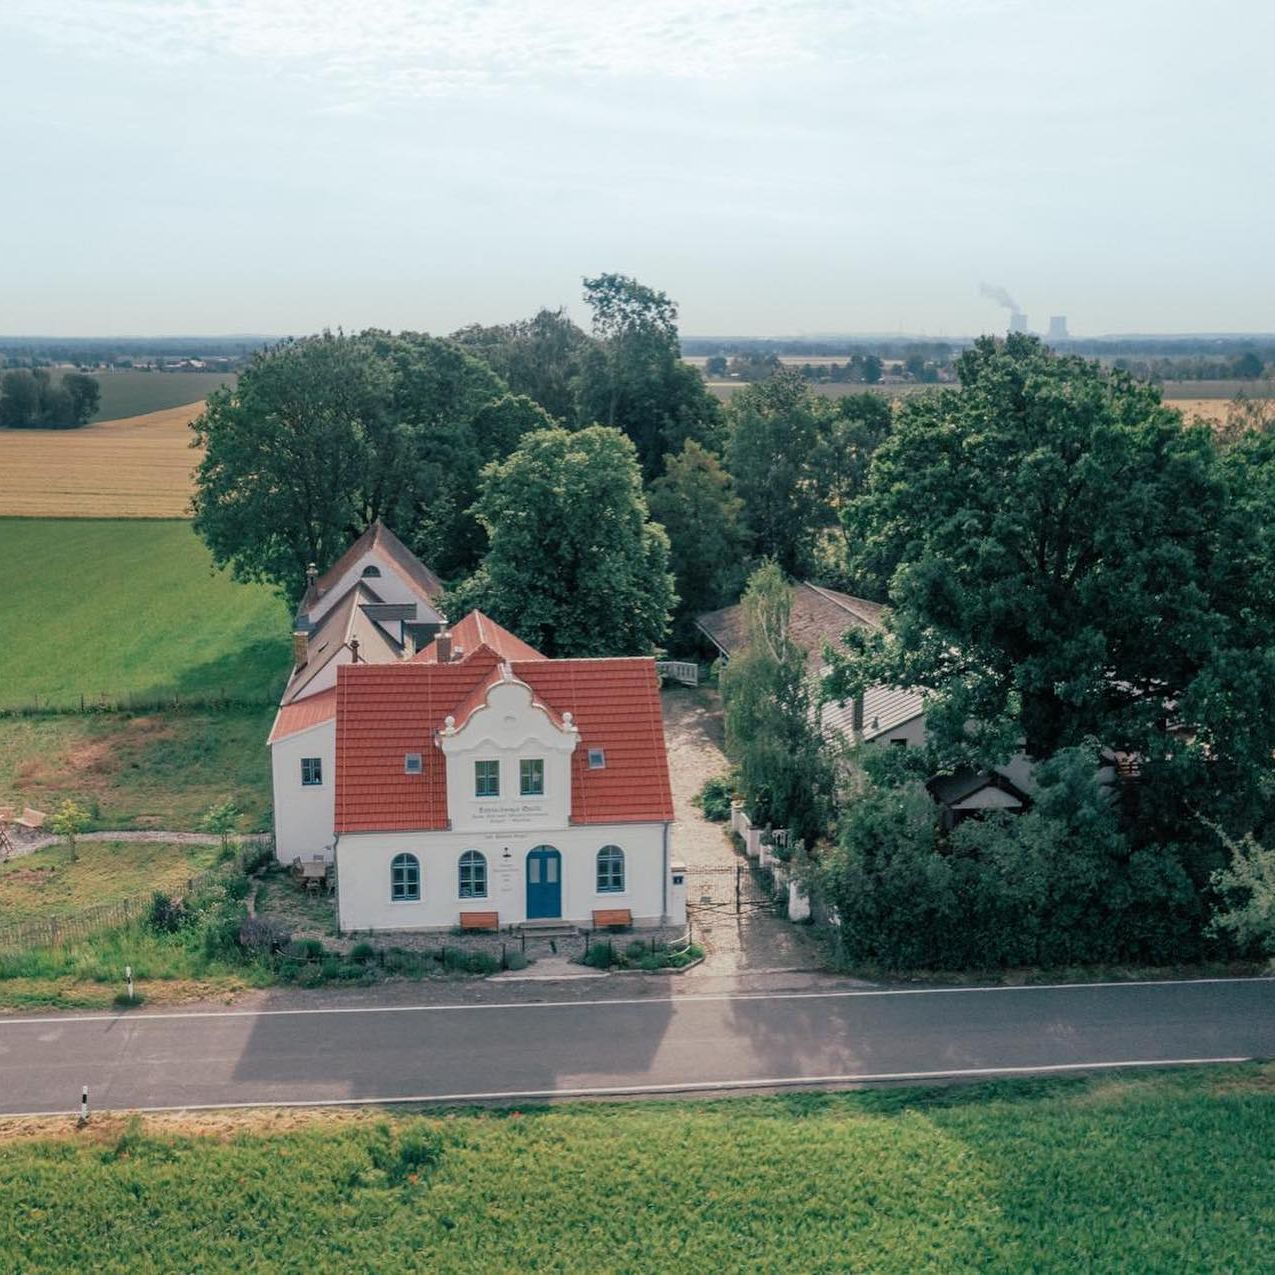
(661, 821), (670, 922)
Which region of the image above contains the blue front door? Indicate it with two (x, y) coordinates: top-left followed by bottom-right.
(526, 846), (562, 919)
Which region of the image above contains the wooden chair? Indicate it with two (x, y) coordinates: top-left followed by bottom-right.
(460, 911), (500, 932)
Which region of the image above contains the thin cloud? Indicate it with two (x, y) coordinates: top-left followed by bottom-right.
(2, 0), (985, 100)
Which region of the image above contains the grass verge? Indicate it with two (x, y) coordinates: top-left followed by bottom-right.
(0, 708), (274, 831)
(0, 839), (219, 924)
(0, 1066), (1271, 1271)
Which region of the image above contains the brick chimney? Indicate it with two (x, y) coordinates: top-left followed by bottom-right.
(436, 630), (452, 663)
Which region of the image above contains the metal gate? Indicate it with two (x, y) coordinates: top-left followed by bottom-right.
(683, 861), (777, 917)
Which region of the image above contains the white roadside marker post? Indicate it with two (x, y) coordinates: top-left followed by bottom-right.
(126, 965), (134, 1002)
(79, 1085), (89, 1126)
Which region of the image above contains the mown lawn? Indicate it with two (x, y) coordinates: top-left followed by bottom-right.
(0, 708), (274, 831)
(0, 840), (219, 925)
(0, 1068), (1271, 1272)
(0, 519), (288, 708)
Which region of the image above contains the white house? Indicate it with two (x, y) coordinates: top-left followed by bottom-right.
(267, 521), (446, 863)
(332, 617), (683, 933)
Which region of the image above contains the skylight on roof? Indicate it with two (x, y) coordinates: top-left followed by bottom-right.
(404, 753), (423, 775)
(587, 748), (606, 769)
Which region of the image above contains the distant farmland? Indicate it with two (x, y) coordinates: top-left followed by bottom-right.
(90, 369), (236, 422)
(0, 402), (203, 518)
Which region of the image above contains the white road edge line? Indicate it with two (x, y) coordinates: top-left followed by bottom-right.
(0, 1056), (1253, 1119)
(0, 974), (1272, 1028)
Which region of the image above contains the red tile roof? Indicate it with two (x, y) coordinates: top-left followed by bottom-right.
(413, 610), (545, 665)
(268, 688), (337, 743)
(334, 651), (672, 834)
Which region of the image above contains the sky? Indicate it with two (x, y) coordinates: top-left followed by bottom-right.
(1, 0), (1272, 339)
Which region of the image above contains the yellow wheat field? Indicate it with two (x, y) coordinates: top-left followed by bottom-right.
(0, 402), (204, 518)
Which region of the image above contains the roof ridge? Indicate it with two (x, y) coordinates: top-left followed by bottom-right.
(804, 581), (883, 629)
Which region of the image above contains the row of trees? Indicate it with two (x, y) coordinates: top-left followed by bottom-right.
(193, 274), (898, 658)
(0, 368), (100, 428)
(720, 335), (1275, 969)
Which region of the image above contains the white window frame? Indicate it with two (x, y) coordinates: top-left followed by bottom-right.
(520, 757), (545, 797)
(301, 756), (323, 786)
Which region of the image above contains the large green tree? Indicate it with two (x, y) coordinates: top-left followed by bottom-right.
(451, 308), (592, 425)
(578, 273), (723, 480)
(192, 330), (548, 603)
(446, 426), (675, 657)
(720, 562), (832, 846)
(647, 440), (747, 635)
(726, 370), (825, 576)
(0, 368), (99, 428)
(830, 335), (1275, 771)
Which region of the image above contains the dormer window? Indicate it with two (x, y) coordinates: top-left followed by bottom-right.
(520, 758), (545, 797)
(587, 748), (606, 769)
(361, 565), (381, 578)
(404, 752), (423, 774)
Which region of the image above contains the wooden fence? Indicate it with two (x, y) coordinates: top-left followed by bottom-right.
(0, 845), (266, 956)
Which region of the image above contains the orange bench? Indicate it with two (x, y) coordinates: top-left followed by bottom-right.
(592, 908), (633, 931)
(460, 911), (500, 932)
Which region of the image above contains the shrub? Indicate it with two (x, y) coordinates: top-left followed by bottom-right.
(582, 942), (615, 969)
(147, 892), (186, 935)
(625, 939), (649, 960)
(694, 774), (736, 822)
(277, 960), (302, 983)
(237, 917), (290, 957)
(503, 950), (529, 971)
(349, 942), (376, 964)
(320, 956), (342, 980)
(298, 964), (324, 988)
(466, 951), (500, 976)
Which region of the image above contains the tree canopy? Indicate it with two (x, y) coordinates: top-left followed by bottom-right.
(647, 439), (747, 634)
(0, 369), (99, 428)
(720, 562), (832, 846)
(446, 425), (676, 658)
(578, 273), (723, 481)
(191, 330), (549, 604)
(830, 335), (1275, 773)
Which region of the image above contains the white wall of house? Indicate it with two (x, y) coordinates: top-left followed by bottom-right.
(439, 678), (579, 833)
(311, 552), (443, 629)
(271, 721), (336, 863)
(863, 712), (928, 748)
(335, 821), (678, 932)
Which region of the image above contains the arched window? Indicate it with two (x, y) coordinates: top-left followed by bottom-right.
(361, 565), (382, 578)
(459, 850), (487, 899)
(596, 845), (625, 893)
(390, 853), (420, 902)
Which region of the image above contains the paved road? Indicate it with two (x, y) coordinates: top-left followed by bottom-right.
(0, 977), (1272, 1116)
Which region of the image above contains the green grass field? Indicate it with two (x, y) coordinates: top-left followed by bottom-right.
(0, 709), (274, 830)
(89, 370), (236, 422)
(0, 519), (289, 709)
(1, 1068), (1271, 1272)
(0, 839), (219, 924)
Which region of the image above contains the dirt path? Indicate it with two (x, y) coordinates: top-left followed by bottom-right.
(2, 830), (268, 862)
(661, 688), (828, 975)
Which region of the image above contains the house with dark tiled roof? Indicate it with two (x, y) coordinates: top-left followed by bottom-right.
(268, 521), (447, 864)
(697, 582), (927, 747)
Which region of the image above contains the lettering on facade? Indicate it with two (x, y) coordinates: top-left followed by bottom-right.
(470, 802), (547, 826)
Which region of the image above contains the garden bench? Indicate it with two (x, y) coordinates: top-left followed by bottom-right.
(460, 911), (499, 932)
(592, 908), (632, 931)
(16, 807), (46, 830)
